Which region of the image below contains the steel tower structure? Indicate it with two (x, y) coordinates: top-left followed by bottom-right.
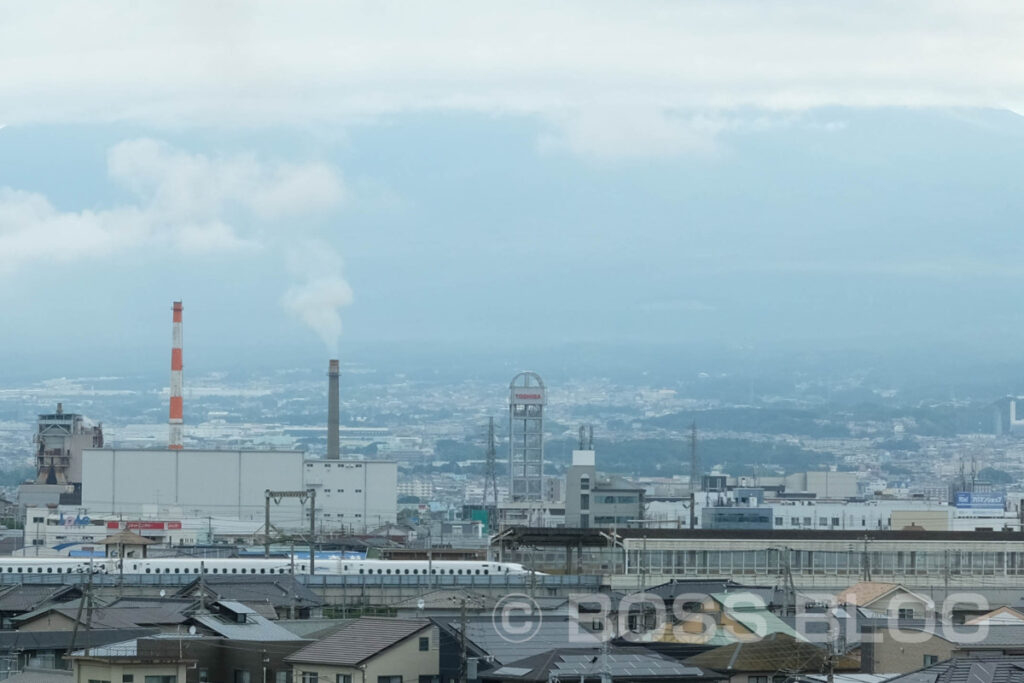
(508, 371), (546, 502)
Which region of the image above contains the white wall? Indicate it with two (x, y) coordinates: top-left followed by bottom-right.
(303, 460), (397, 531)
(82, 449), (305, 524)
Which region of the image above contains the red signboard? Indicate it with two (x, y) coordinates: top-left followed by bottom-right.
(515, 393), (542, 399)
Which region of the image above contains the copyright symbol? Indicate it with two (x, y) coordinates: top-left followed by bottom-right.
(492, 593), (542, 643)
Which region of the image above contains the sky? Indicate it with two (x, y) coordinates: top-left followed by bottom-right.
(3, 2), (1024, 378)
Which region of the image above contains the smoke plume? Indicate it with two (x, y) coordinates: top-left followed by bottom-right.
(282, 243), (354, 353)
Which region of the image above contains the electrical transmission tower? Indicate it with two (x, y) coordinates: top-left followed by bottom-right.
(484, 416), (499, 507)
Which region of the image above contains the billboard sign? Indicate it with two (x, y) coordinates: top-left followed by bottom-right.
(954, 492), (1005, 509)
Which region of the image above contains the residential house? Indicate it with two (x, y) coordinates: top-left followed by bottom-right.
(685, 632), (860, 683)
(286, 617), (439, 683)
(835, 582), (933, 620)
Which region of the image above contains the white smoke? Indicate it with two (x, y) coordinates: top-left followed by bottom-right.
(282, 243), (354, 353)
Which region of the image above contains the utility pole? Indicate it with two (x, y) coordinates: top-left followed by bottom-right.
(69, 564), (95, 656)
(862, 535), (872, 582)
(266, 489), (316, 574)
(689, 422), (699, 529)
(458, 599), (468, 683)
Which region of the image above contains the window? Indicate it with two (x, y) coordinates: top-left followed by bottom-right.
(831, 517), (840, 526)
(898, 608), (916, 619)
(144, 677), (176, 683)
(580, 476), (590, 491)
(301, 674), (318, 683)
(89, 680), (111, 683)
(748, 677), (768, 683)
(377, 677), (402, 683)
(123, 676), (134, 683)
(234, 671), (251, 683)
(580, 494), (589, 511)
(419, 636), (430, 651)
(775, 517), (783, 526)
(818, 517), (827, 526)
(336, 676), (351, 683)
(275, 673), (289, 683)
(199, 671), (209, 683)
(803, 517), (812, 526)
(924, 655), (939, 666)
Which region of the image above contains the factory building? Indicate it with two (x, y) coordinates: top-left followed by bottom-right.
(80, 448), (397, 532)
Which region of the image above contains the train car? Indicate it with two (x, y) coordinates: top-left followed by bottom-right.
(0, 555), (539, 577)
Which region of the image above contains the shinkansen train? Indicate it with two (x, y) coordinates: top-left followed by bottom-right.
(0, 556), (538, 577)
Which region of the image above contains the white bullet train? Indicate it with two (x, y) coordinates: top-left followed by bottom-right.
(0, 556), (538, 577)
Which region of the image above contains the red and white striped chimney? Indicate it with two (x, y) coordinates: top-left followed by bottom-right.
(169, 301), (184, 450)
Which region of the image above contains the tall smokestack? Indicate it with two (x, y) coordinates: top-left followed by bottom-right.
(327, 359), (340, 459)
(169, 301), (184, 450)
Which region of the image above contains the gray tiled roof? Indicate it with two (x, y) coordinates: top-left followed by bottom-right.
(487, 647), (718, 682)
(191, 610), (303, 641)
(286, 617), (430, 665)
(0, 628), (158, 651)
(448, 616), (603, 665)
(0, 584), (78, 612)
(886, 656), (1024, 683)
(177, 575), (323, 608)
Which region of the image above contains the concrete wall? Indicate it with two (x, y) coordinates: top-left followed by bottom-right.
(304, 460), (397, 531)
(892, 509), (950, 531)
(82, 449), (305, 524)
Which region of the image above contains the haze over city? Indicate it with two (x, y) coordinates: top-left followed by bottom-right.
(6, 5), (1024, 682)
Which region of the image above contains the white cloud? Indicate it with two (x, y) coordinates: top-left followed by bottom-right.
(2, 2), (1023, 160)
(282, 242), (355, 352)
(0, 139), (345, 273)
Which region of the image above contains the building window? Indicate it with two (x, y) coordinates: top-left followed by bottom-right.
(803, 517), (812, 526)
(580, 494), (589, 511)
(144, 677), (176, 683)
(377, 677), (402, 683)
(301, 674), (318, 683)
(419, 636), (430, 651)
(818, 518), (827, 526)
(580, 476), (590, 491)
(199, 672), (209, 683)
(234, 672), (251, 683)
(336, 676), (352, 683)
(775, 517), (783, 526)
(275, 673), (289, 683)
(924, 655), (939, 666)
(831, 517), (840, 526)
(898, 608), (916, 619)
(122, 677), (133, 683)
(748, 677), (769, 683)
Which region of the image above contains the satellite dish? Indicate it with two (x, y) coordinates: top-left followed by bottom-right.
(188, 625), (197, 635)
(159, 589), (167, 598)
(417, 598), (425, 611)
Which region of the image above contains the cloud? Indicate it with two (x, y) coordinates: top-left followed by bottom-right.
(0, 139), (344, 273)
(2, 2), (1024, 157)
(282, 242), (355, 352)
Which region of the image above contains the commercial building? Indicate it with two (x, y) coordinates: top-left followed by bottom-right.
(564, 448), (645, 529)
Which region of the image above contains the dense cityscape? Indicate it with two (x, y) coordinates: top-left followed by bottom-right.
(6, 3), (1024, 682)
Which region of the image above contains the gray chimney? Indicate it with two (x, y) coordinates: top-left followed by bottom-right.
(327, 359), (340, 459)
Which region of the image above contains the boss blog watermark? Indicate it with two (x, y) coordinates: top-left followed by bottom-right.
(489, 590), (993, 645)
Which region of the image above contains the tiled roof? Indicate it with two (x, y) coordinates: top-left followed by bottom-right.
(176, 575), (323, 608)
(487, 647), (718, 682)
(286, 617), (430, 665)
(886, 656), (1024, 683)
(835, 582), (904, 607)
(685, 632), (859, 673)
(0, 584), (78, 612)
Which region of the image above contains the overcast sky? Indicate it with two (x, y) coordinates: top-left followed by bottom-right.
(3, 2), (1024, 376)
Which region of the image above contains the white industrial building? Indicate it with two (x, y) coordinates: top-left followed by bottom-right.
(80, 449), (397, 532)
